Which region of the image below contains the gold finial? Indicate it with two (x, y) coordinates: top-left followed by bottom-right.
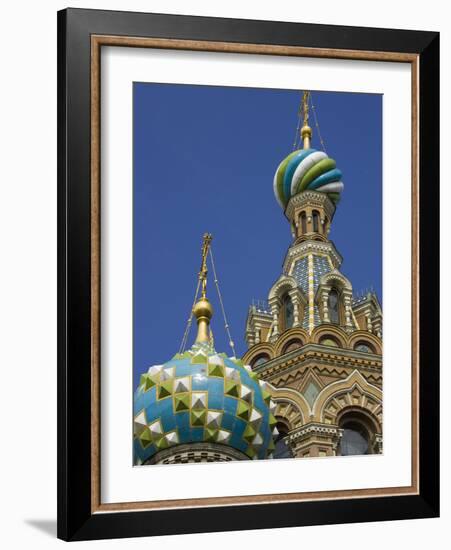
(193, 233), (213, 343)
(301, 91), (312, 149)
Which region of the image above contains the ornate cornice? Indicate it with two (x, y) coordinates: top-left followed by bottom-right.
(288, 422), (341, 443)
(253, 343), (382, 382)
(269, 365), (381, 390)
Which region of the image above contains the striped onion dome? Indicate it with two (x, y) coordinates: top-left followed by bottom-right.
(273, 148), (344, 209)
(134, 341), (278, 464)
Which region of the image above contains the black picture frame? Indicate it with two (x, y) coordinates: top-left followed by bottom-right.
(57, 7), (439, 541)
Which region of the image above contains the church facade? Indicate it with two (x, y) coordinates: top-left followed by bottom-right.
(243, 93), (383, 459)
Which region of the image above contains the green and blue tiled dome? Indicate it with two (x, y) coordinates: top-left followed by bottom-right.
(273, 148), (344, 209)
(134, 341), (277, 463)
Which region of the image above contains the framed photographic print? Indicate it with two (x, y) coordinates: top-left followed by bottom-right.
(57, 8), (439, 541)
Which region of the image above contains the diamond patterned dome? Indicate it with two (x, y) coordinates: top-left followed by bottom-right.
(134, 341), (278, 464)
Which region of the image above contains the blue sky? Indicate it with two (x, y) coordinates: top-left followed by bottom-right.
(133, 83), (382, 387)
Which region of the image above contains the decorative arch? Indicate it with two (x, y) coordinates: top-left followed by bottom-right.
(315, 271), (353, 327)
(274, 327), (309, 356)
(268, 275), (306, 337)
(312, 370), (382, 428)
(335, 405), (382, 456)
(311, 324), (348, 348)
(242, 342), (275, 367)
(268, 274), (298, 302)
(267, 385), (311, 427)
(336, 406), (382, 435)
(347, 330), (382, 355)
(251, 354), (271, 368)
(282, 339), (303, 354)
(320, 269), (353, 292)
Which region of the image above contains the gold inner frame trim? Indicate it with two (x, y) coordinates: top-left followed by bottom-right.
(90, 34), (420, 514)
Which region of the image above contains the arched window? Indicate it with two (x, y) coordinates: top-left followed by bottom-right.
(312, 210), (320, 233)
(273, 422), (294, 459)
(338, 411), (377, 456)
(300, 211), (307, 234)
(251, 354), (270, 368)
(328, 288), (340, 324)
(354, 341), (374, 353)
(319, 336), (340, 347)
(282, 339), (303, 354)
(282, 293), (294, 330)
(339, 421), (370, 456)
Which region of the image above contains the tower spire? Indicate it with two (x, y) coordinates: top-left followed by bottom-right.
(193, 233), (213, 344)
(301, 91), (312, 149)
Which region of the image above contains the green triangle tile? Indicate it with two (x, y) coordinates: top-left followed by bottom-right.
(219, 352), (228, 358)
(143, 375), (157, 391)
(268, 438), (276, 451)
(139, 427), (152, 448)
(154, 436), (169, 450)
(191, 409), (206, 427)
(232, 358), (244, 366)
(236, 400), (251, 421)
(224, 379), (240, 398)
(243, 424), (256, 443)
(262, 389), (272, 405)
(150, 374), (160, 386)
(268, 413), (277, 428)
(191, 353), (207, 364)
(208, 363), (224, 377)
(157, 380), (173, 400)
(173, 392), (190, 412)
(204, 428), (218, 443)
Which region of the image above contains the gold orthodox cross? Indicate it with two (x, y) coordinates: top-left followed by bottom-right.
(199, 233), (212, 299)
(302, 90), (310, 128)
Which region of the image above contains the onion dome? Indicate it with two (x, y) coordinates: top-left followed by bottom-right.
(134, 341), (277, 463)
(133, 234), (278, 464)
(273, 148), (344, 209)
(273, 91), (344, 210)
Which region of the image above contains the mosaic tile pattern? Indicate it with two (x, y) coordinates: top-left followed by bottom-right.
(292, 257), (311, 330)
(134, 342), (277, 464)
(292, 257), (309, 293)
(312, 255), (331, 290)
(292, 255), (333, 330)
